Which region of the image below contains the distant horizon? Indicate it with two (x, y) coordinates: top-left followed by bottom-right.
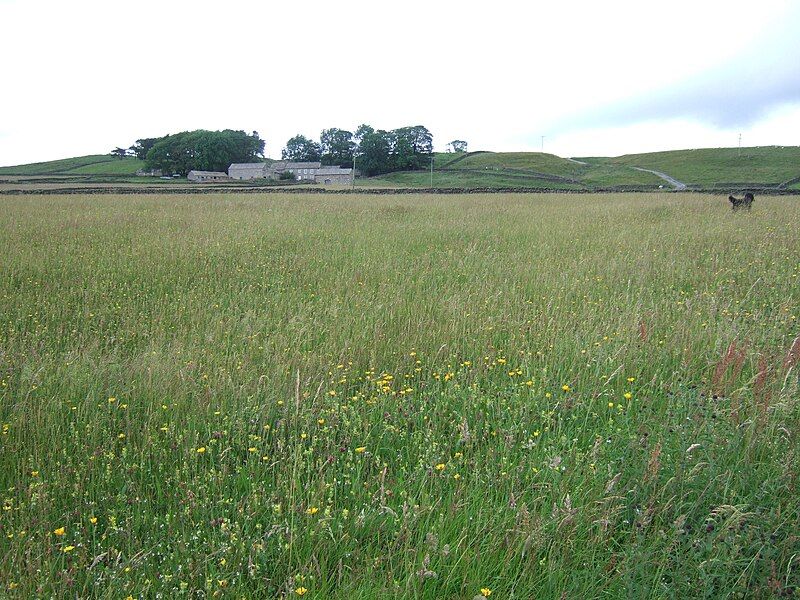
(3, 141), (798, 170)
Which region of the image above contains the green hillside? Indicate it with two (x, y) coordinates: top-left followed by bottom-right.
(0, 155), (144, 176)
(378, 151), (664, 189)
(3, 146), (798, 190)
(436, 151), (583, 177)
(583, 146), (800, 186)
(363, 169), (584, 190)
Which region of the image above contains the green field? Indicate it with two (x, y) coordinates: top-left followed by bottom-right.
(583, 146), (800, 186)
(0, 155), (144, 176)
(1, 193), (799, 598)
(370, 152), (674, 189)
(4, 147), (799, 191)
(361, 169), (584, 189)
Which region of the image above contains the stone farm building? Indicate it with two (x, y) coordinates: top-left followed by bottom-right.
(228, 161), (353, 184)
(187, 170), (229, 183)
(315, 167), (354, 185)
(228, 163), (270, 180)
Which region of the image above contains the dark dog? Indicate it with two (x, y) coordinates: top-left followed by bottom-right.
(729, 192), (754, 211)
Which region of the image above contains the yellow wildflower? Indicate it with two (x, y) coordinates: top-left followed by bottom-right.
(89, 517), (97, 524)
(624, 392), (632, 400)
(295, 587), (308, 596)
(481, 588), (492, 597)
(355, 447), (366, 453)
(63, 545), (75, 553)
(562, 385), (571, 392)
(435, 463), (446, 471)
(54, 527), (65, 536)
(306, 506), (319, 515)
(196, 447), (206, 454)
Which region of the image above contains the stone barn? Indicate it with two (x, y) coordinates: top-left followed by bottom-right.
(187, 170), (229, 183)
(228, 163), (270, 180)
(314, 167), (353, 185)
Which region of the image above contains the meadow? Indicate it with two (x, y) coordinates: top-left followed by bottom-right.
(0, 192), (799, 598)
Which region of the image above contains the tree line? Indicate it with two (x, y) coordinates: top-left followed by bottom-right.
(112, 126), (467, 178)
(282, 125), (435, 177)
(112, 130), (265, 176)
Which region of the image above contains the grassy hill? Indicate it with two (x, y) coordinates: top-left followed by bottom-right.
(0, 155), (144, 176)
(3, 146), (798, 190)
(367, 151), (664, 189)
(582, 146), (800, 187)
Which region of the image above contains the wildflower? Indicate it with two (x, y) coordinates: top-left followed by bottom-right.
(435, 463), (446, 471)
(30, 470), (39, 477)
(317, 418), (325, 425)
(248, 447), (257, 453)
(63, 545), (75, 553)
(196, 447), (206, 454)
(54, 527), (65, 536)
(328, 390), (337, 397)
(355, 447), (366, 453)
(481, 588), (492, 596)
(624, 392), (632, 400)
(453, 473), (461, 480)
(562, 385), (571, 392)
(306, 506), (319, 515)
(117, 433), (126, 439)
(89, 517), (97, 524)
(108, 397), (116, 403)
(295, 587), (308, 596)
(627, 377), (635, 382)
(608, 402), (614, 408)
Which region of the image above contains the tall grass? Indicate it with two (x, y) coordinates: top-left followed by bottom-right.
(0, 193), (798, 598)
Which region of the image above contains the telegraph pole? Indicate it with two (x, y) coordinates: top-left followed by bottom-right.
(738, 133), (741, 156)
(541, 136), (545, 151)
(430, 155), (434, 189)
(352, 154), (356, 189)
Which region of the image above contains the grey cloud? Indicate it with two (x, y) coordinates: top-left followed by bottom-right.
(548, 9), (800, 133)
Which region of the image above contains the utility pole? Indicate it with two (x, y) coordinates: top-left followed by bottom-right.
(430, 155), (434, 189)
(738, 133), (741, 156)
(541, 136), (545, 152)
(352, 154), (356, 189)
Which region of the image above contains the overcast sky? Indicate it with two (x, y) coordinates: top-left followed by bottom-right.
(1, 0), (798, 166)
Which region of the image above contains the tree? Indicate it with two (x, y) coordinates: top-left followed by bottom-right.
(355, 129), (392, 176)
(110, 147), (129, 159)
(282, 135), (321, 162)
(391, 126), (433, 171)
(129, 138), (161, 160)
(354, 124), (375, 146)
(320, 128), (355, 167)
(144, 130), (265, 176)
(447, 140), (468, 153)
